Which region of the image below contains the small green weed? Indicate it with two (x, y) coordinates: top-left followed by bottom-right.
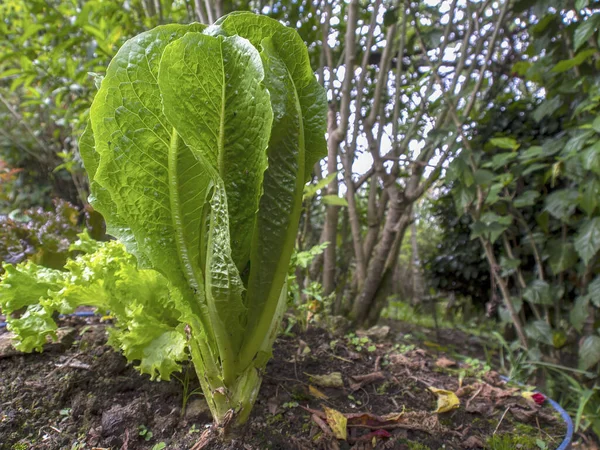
(138, 425), (153, 442)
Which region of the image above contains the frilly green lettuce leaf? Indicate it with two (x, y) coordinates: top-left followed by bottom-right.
(0, 262), (65, 314)
(68, 229), (103, 254)
(107, 304), (187, 381)
(0, 240), (187, 380)
(6, 304), (57, 353)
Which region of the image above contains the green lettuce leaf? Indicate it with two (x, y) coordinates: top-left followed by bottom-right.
(78, 14), (327, 423)
(0, 262), (65, 314)
(158, 32), (272, 272)
(87, 23), (206, 293)
(211, 12), (327, 178)
(0, 240), (187, 380)
(239, 38), (307, 370)
(6, 304), (58, 353)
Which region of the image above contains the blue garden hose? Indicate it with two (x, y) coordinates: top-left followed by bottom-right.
(0, 310), (97, 329)
(500, 375), (574, 450)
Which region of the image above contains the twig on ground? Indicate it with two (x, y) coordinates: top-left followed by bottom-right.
(359, 387), (371, 408)
(465, 385), (483, 410)
(45, 355), (77, 379)
(311, 413), (332, 436)
(493, 406), (511, 435)
(329, 353), (353, 363)
(121, 428), (129, 450)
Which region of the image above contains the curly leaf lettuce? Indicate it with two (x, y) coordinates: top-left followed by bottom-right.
(0, 234), (187, 380)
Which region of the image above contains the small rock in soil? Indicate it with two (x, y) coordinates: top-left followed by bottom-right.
(327, 315), (352, 334)
(154, 412), (179, 433)
(46, 327), (76, 352)
(185, 398), (211, 421)
(71, 391), (100, 419)
(101, 397), (150, 438)
(356, 325), (390, 340)
(94, 349), (127, 376)
(0, 333), (19, 358)
(462, 435), (485, 448)
(80, 325), (107, 347)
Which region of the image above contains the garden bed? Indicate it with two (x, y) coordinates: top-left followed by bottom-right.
(0, 316), (565, 450)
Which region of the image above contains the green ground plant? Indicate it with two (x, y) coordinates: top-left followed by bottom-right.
(0, 12), (326, 432)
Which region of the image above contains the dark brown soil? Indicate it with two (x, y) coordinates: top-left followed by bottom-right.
(0, 316), (567, 450)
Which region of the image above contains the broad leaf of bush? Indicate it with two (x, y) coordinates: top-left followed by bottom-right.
(588, 277), (600, 307)
(579, 335), (600, 370)
(544, 189), (579, 220)
(523, 280), (553, 305)
(570, 296), (590, 332)
(548, 240), (578, 274)
(575, 217), (600, 264)
(514, 190), (540, 208)
(525, 320), (554, 346)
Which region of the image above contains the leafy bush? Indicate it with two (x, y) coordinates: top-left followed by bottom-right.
(0, 0), (193, 209)
(424, 193), (491, 305)
(445, 5), (600, 438)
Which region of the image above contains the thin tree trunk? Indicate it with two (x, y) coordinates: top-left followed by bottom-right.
(194, 0), (208, 23)
(482, 239), (529, 348)
(322, 0), (358, 295)
(366, 267), (395, 326)
(204, 0), (215, 23)
(363, 176), (383, 262)
(323, 107), (340, 296)
(410, 219), (424, 305)
(344, 163), (367, 287)
(366, 213), (412, 325)
(351, 190), (405, 324)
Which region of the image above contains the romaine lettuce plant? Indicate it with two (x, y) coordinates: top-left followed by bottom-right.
(80, 12), (325, 428)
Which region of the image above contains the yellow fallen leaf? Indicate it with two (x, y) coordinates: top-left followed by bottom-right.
(324, 406), (347, 440)
(522, 391), (534, 400)
(428, 387), (460, 413)
(309, 385), (329, 400)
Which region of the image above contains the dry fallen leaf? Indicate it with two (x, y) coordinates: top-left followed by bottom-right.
(461, 436), (485, 449)
(356, 325), (390, 340)
(428, 387), (460, 413)
(267, 396), (280, 415)
(435, 357), (458, 368)
(324, 407), (348, 440)
(345, 410), (405, 427)
(349, 371), (385, 391)
(510, 407), (537, 422)
(307, 372), (344, 388)
(309, 385), (329, 400)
